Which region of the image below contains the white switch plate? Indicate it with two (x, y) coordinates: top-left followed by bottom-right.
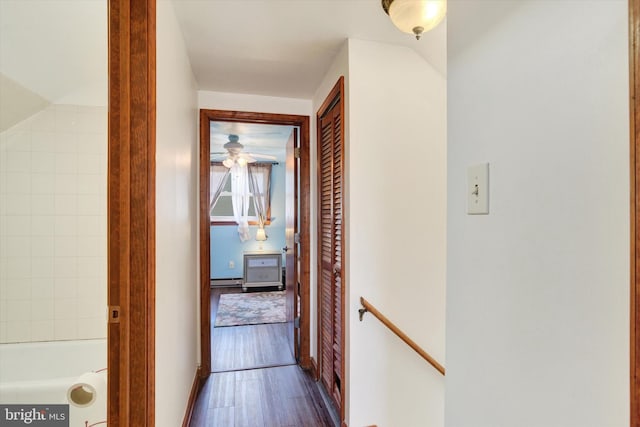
(467, 163), (489, 215)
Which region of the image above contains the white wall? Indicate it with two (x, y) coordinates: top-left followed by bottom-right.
(198, 91), (311, 116)
(155, 1), (199, 426)
(446, 2), (629, 427)
(311, 38), (447, 426)
(0, 104), (107, 344)
(342, 38), (447, 427)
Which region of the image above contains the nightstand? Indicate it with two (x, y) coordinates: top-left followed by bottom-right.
(243, 251), (283, 292)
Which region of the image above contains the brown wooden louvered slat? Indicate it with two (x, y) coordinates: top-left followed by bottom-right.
(316, 77), (344, 421)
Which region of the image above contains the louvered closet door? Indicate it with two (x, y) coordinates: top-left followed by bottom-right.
(317, 77), (344, 415)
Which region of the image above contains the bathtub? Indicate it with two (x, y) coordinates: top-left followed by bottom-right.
(0, 339), (107, 426)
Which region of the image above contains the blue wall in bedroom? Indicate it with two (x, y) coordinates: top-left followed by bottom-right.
(210, 162), (286, 279)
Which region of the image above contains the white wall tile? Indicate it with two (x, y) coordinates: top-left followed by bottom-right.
(6, 300), (31, 321)
(31, 194), (55, 215)
(76, 318), (105, 340)
(54, 195), (77, 215)
(5, 173), (31, 194)
(5, 151), (31, 173)
(54, 277), (77, 299)
(77, 216), (102, 236)
(55, 109), (78, 133)
(6, 320), (31, 342)
(3, 132), (31, 152)
(31, 217), (55, 237)
(31, 320), (54, 342)
(54, 236), (76, 257)
(31, 152), (55, 174)
(31, 299), (54, 321)
(54, 153), (77, 174)
(6, 257), (30, 278)
(77, 195), (101, 215)
(77, 236), (100, 257)
(3, 279), (31, 300)
(31, 279), (54, 300)
(54, 298), (77, 320)
(31, 236), (54, 257)
(6, 236), (31, 257)
(31, 132), (56, 152)
(54, 174), (77, 194)
(54, 133), (77, 153)
(53, 319), (77, 340)
(31, 257), (54, 278)
(5, 194), (31, 215)
(77, 297), (104, 319)
(5, 216), (30, 236)
(77, 259), (103, 279)
(54, 215), (77, 236)
(0, 104), (106, 343)
(54, 257), (78, 278)
(77, 278), (102, 298)
(31, 174), (55, 194)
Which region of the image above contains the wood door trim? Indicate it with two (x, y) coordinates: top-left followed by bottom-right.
(631, 0), (639, 425)
(107, 0), (156, 425)
(199, 109), (311, 375)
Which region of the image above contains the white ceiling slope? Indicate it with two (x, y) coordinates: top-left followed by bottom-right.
(0, 0), (107, 106)
(172, 0), (447, 99)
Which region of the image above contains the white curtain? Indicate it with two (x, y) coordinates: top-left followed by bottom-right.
(209, 163), (230, 212)
(231, 163), (251, 241)
(248, 163), (272, 227)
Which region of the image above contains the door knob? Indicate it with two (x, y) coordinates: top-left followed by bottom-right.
(282, 246), (290, 253)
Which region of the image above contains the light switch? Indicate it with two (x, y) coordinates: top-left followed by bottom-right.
(467, 163), (489, 215)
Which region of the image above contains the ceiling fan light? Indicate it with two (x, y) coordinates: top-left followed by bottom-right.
(222, 158), (234, 168)
(383, 0), (446, 40)
(237, 157), (248, 167)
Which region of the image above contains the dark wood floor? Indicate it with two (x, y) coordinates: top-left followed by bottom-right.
(210, 287), (295, 372)
(189, 287), (335, 427)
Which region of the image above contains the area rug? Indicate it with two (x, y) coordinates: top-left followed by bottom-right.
(214, 291), (286, 327)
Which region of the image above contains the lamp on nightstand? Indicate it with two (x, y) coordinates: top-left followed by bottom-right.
(255, 227), (267, 241)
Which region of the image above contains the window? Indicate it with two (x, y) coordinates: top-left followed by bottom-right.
(209, 162), (272, 225)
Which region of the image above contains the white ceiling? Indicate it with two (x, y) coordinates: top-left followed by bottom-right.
(0, 0), (446, 130)
(210, 121), (293, 160)
(0, 0), (107, 105)
(172, 0), (447, 99)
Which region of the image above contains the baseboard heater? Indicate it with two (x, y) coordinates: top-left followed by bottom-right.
(210, 278), (243, 287)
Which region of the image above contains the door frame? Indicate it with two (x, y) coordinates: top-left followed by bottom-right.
(199, 109), (311, 374)
(107, 0), (156, 425)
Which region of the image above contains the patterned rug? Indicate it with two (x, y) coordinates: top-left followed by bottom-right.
(214, 291), (286, 327)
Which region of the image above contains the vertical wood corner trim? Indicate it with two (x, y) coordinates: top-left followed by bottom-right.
(108, 0), (156, 425)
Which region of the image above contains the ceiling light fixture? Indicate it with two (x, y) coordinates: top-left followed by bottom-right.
(381, 0), (447, 40)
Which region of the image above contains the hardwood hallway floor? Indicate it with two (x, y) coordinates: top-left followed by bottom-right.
(189, 287), (336, 427)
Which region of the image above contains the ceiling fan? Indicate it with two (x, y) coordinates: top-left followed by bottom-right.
(211, 134), (276, 168)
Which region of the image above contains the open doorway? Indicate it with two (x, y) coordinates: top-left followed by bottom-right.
(209, 121), (295, 372)
(199, 109), (311, 375)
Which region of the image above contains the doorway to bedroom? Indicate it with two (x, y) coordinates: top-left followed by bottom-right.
(199, 109), (311, 375)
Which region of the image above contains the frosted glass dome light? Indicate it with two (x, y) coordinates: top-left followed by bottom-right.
(382, 0), (446, 40)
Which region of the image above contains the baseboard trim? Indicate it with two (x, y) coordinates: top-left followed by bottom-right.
(182, 365), (205, 427)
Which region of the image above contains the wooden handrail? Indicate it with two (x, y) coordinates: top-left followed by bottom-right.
(359, 297), (445, 376)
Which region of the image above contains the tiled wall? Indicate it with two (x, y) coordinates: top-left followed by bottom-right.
(0, 104), (107, 343)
